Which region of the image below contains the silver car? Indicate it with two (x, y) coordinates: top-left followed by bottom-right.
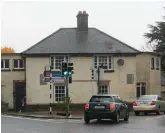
(133, 95), (165, 116)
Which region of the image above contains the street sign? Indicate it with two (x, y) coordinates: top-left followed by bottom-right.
(44, 77), (51, 82)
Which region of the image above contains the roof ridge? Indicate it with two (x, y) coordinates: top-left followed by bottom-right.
(21, 28), (62, 54)
(93, 28), (140, 53)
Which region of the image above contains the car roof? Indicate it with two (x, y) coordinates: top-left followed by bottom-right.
(92, 94), (119, 97)
(139, 95), (158, 97)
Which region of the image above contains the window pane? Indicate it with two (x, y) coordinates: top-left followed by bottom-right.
(99, 85), (108, 94)
(19, 60), (24, 68)
(55, 85), (65, 102)
(90, 96), (113, 102)
(136, 87), (140, 98)
(14, 60), (18, 68)
(1, 60), (3, 68)
(141, 85), (146, 95)
(156, 58), (159, 69)
(151, 58), (154, 69)
(5, 60), (9, 68)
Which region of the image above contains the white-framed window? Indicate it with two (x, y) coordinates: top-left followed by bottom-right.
(155, 57), (160, 69)
(151, 57), (160, 70)
(50, 55), (69, 70)
(136, 83), (146, 98)
(98, 85), (109, 94)
(94, 55), (113, 70)
(54, 85), (66, 102)
(14, 59), (24, 69)
(1, 59), (10, 69)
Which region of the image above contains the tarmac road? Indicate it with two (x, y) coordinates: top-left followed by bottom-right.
(2, 113), (165, 133)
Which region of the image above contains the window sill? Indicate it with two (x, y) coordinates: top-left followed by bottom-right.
(151, 68), (160, 70)
(12, 69), (25, 71)
(1, 69), (11, 72)
(104, 70), (114, 73)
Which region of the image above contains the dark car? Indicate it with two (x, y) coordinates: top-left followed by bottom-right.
(84, 94), (129, 124)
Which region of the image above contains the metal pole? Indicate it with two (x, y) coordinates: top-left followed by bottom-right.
(49, 66), (52, 115)
(65, 75), (69, 118)
(97, 66), (100, 94)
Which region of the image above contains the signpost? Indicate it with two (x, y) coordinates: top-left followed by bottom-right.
(43, 62), (74, 118)
(43, 65), (52, 115)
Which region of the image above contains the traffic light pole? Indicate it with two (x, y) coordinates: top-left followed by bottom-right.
(97, 66), (100, 94)
(49, 66), (52, 116)
(65, 74), (69, 118)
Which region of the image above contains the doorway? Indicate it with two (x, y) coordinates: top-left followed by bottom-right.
(13, 81), (26, 112)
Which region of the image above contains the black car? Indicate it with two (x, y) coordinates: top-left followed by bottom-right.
(84, 94), (129, 124)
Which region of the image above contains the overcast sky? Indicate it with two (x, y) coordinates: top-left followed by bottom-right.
(1, 1), (165, 53)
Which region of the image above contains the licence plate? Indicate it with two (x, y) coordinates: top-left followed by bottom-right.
(95, 106), (105, 109)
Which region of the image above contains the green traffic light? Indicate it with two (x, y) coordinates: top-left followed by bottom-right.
(64, 71), (68, 75)
(68, 71), (72, 75)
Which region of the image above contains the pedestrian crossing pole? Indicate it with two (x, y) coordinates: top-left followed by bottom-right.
(49, 66), (52, 115)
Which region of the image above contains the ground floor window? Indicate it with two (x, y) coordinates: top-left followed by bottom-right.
(98, 85), (109, 94)
(54, 85), (65, 102)
(136, 82), (146, 98)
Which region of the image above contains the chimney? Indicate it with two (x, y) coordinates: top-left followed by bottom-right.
(76, 11), (89, 31)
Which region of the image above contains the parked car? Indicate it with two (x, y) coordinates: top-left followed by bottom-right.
(84, 94), (129, 124)
(133, 95), (165, 116)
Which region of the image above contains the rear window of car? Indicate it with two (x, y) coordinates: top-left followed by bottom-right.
(138, 95), (156, 100)
(89, 96), (113, 102)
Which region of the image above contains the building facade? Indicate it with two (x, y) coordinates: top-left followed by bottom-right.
(1, 11), (162, 110)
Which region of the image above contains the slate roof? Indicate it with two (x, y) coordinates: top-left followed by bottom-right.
(22, 28), (140, 54)
(161, 72), (165, 86)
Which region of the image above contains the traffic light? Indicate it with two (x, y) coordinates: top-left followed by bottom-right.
(91, 69), (94, 79)
(61, 62), (68, 76)
(68, 62), (74, 75)
(69, 76), (72, 84)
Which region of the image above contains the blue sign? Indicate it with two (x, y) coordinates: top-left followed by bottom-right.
(52, 74), (64, 78)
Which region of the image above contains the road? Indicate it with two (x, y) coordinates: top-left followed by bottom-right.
(2, 114), (165, 133)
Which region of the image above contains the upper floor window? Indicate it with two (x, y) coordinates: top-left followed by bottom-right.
(155, 57), (160, 69)
(151, 58), (154, 69)
(50, 55), (69, 70)
(94, 55), (113, 70)
(1, 59), (9, 69)
(14, 59), (24, 69)
(151, 57), (160, 70)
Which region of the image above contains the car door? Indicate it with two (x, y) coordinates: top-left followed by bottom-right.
(157, 96), (163, 111)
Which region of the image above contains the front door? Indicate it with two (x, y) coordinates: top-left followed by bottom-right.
(14, 81), (26, 112)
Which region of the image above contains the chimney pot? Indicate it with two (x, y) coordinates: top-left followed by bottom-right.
(83, 11), (86, 14)
(78, 11), (82, 14)
(77, 11), (88, 31)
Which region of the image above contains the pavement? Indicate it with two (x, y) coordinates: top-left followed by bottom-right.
(2, 113), (165, 133)
(3, 110), (84, 119)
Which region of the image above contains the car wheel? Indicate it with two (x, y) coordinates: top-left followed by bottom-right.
(114, 112), (120, 123)
(84, 116), (90, 124)
(135, 111), (140, 116)
(124, 111), (129, 121)
(144, 112), (148, 116)
(156, 108), (161, 115)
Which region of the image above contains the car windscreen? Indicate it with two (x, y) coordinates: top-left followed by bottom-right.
(89, 96), (113, 102)
(138, 95), (156, 100)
